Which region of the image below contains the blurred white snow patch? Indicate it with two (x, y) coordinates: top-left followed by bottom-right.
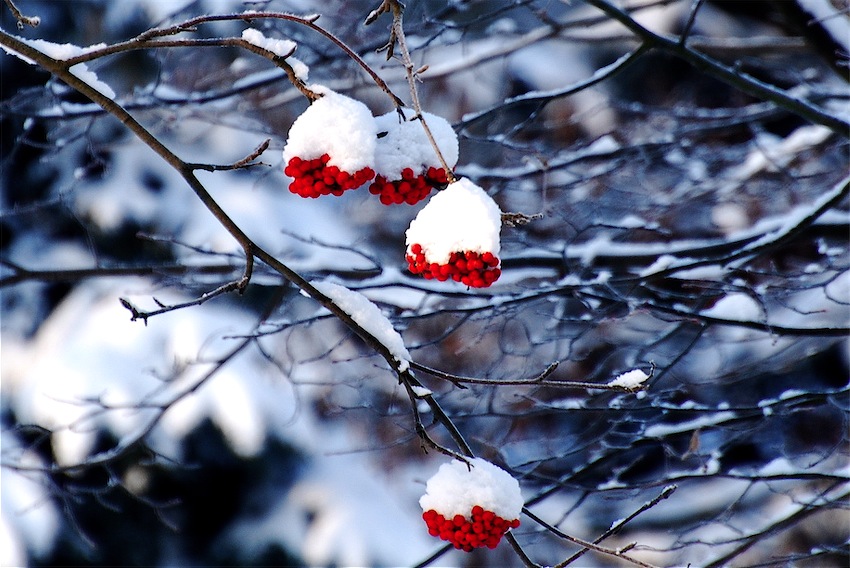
(702, 292), (762, 322)
(73, 138), (194, 233)
(578, 232), (612, 265)
(1, 433), (60, 562)
(608, 369), (649, 389)
(507, 41), (616, 137)
(229, 454), (433, 566)
(638, 254), (677, 277)
(711, 202), (750, 234)
(282, 86), (377, 172)
(405, 178), (502, 264)
(796, 0), (850, 52)
(419, 458), (523, 521)
(312, 280), (411, 370)
(373, 109), (458, 178)
(0, 516), (25, 568)
(616, 214), (648, 229)
(730, 125), (832, 182)
(4, 278), (289, 465)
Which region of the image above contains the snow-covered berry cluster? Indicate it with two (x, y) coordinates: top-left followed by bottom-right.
(368, 109), (458, 205)
(281, 87), (504, 287)
(420, 458), (523, 552)
(406, 178), (503, 287)
(283, 86), (378, 198)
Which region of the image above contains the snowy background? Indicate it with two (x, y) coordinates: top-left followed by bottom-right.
(1, 0), (848, 566)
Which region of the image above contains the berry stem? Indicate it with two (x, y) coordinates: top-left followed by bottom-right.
(381, 0), (457, 184)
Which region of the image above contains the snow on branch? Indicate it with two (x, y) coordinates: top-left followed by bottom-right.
(311, 281), (412, 371)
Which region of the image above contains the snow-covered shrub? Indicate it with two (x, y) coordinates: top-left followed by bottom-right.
(369, 109), (458, 205)
(283, 86), (377, 198)
(419, 458), (522, 551)
(405, 178), (502, 287)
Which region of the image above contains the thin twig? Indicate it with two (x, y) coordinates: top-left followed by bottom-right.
(3, 0), (40, 29)
(188, 138), (271, 172)
(679, 0), (705, 46)
(370, 0), (457, 182)
(522, 507), (661, 568)
(556, 485), (677, 567)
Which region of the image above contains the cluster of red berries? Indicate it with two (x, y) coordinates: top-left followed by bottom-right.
(368, 166), (450, 205)
(407, 244), (501, 288)
(422, 506), (520, 551)
(284, 154), (375, 198)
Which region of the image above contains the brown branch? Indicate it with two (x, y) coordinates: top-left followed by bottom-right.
(368, 0), (457, 182)
(409, 360), (650, 394)
(188, 138), (271, 172)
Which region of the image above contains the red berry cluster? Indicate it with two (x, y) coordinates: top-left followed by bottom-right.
(284, 154), (375, 198)
(422, 506), (520, 552)
(369, 166), (449, 205)
(407, 244), (501, 287)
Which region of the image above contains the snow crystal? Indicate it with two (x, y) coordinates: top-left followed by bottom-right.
(419, 458), (523, 521)
(373, 109), (458, 178)
(405, 178), (502, 265)
(702, 293), (762, 322)
(283, 86), (377, 172)
(607, 368), (649, 389)
(312, 281), (411, 371)
(241, 29), (308, 80)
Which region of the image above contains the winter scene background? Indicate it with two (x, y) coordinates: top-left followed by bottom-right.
(1, 0), (848, 566)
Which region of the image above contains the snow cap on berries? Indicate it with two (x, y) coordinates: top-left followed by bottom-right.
(420, 458), (522, 551)
(283, 85), (377, 172)
(420, 458), (523, 521)
(373, 109), (458, 179)
(405, 178), (501, 265)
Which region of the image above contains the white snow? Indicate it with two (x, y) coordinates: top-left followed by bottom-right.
(405, 178), (502, 264)
(607, 368), (650, 389)
(419, 458), (523, 521)
(373, 108), (459, 178)
(644, 411), (737, 438)
(1, 434), (61, 562)
(702, 293), (762, 322)
(241, 29), (296, 57)
(311, 281), (411, 371)
(241, 29), (308, 80)
(411, 385), (433, 397)
(1, 36), (114, 99)
(282, 86), (377, 172)
(796, 0), (850, 52)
